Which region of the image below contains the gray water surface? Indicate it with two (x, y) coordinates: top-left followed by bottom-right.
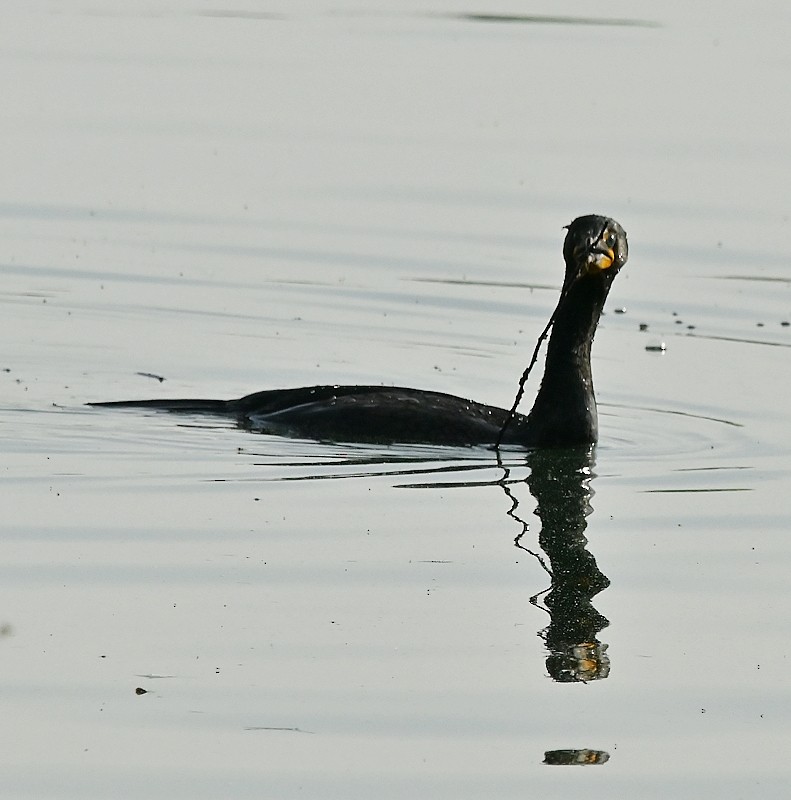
(2, 2), (791, 798)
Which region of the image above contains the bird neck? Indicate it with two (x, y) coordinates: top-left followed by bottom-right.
(525, 273), (612, 446)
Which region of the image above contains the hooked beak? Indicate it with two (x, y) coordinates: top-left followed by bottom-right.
(573, 228), (616, 275)
(585, 241), (615, 272)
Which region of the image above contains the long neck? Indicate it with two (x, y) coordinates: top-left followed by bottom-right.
(524, 273), (612, 447)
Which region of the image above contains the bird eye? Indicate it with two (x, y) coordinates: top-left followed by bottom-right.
(603, 230), (616, 248)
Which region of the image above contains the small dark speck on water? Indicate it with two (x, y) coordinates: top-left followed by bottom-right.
(136, 372), (166, 382)
(135, 687), (148, 695)
(757, 322), (764, 327)
(646, 342), (666, 352)
(781, 321), (790, 327)
(613, 307), (627, 314)
(639, 323), (648, 331)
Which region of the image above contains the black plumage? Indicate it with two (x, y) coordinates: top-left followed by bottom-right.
(91, 215), (628, 448)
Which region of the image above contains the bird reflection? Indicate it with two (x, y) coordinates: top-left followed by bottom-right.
(501, 446), (610, 683)
(233, 437), (612, 765)
(234, 436), (611, 685)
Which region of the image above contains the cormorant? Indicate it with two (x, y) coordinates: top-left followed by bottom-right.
(91, 214), (628, 448)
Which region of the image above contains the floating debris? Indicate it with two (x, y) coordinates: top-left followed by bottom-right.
(136, 372), (166, 383)
(544, 749), (610, 766)
(645, 341), (667, 352)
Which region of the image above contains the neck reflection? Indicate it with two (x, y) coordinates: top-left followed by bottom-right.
(503, 445), (610, 683)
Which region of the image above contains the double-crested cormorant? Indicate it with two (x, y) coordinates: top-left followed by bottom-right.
(91, 214), (628, 448)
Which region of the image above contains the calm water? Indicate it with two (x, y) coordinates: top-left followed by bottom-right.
(2, 2), (791, 797)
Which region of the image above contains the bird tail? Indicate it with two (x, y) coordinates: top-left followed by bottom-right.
(88, 398), (231, 414)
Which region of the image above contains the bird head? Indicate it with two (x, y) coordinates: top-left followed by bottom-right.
(562, 215), (628, 292)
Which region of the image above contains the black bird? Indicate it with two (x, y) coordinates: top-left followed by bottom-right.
(91, 214), (627, 448)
